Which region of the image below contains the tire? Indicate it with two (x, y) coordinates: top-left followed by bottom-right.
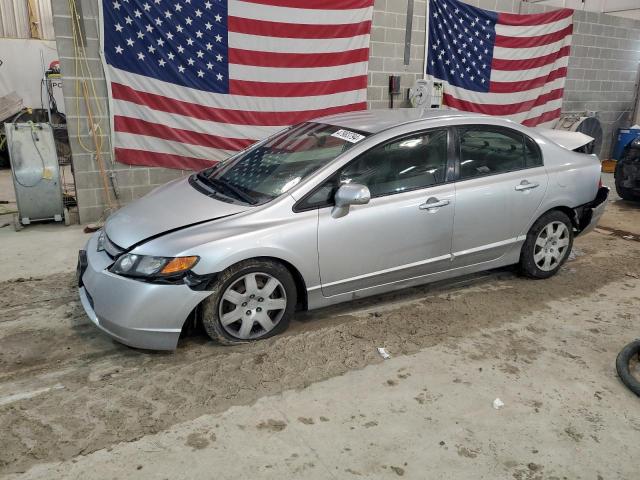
(616, 340), (640, 397)
(519, 210), (574, 279)
(201, 259), (297, 345)
(615, 159), (640, 201)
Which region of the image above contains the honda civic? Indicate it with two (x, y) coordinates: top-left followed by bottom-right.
(77, 109), (608, 350)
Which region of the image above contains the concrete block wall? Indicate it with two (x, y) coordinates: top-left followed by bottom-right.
(55, 0), (640, 222)
(544, 9), (640, 157)
(368, 0), (427, 109)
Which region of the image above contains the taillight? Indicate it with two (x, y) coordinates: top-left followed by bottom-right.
(598, 177), (603, 189)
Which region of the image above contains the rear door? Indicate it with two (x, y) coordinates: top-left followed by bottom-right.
(451, 126), (548, 267)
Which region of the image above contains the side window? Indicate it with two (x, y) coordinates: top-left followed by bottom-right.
(525, 136), (543, 167)
(458, 127), (525, 180)
(339, 129), (448, 197)
(301, 173), (339, 208)
(296, 129), (449, 211)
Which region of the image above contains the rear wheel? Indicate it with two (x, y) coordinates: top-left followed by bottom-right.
(615, 159), (640, 201)
(201, 259), (296, 345)
(519, 211), (573, 279)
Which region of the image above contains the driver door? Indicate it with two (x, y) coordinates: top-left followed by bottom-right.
(315, 129), (455, 297)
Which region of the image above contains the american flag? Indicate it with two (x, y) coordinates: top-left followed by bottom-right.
(426, 0), (573, 128)
(102, 0), (373, 170)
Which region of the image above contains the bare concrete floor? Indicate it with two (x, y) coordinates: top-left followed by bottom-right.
(8, 278), (640, 480)
(0, 180), (639, 479)
(0, 168), (87, 281)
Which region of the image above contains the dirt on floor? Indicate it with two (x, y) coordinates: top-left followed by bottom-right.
(1, 199), (639, 476)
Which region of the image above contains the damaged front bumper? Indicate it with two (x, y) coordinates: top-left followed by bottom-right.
(77, 232), (211, 351)
(576, 186), (609, 236)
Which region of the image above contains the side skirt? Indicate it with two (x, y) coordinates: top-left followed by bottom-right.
(306, 243), (523, 310)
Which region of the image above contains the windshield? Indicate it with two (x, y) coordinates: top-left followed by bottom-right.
(193, 122), (368, 205)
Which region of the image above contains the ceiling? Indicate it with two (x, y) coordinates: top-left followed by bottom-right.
(527, 0), (640, 19)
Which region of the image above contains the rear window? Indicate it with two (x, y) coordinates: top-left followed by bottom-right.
(525, 136), (543, 167)
(458, 126), (542, 180)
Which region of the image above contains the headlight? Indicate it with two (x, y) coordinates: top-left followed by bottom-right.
(110, 254), (199, 279)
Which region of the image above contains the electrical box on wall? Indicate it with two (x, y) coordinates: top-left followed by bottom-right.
(388, 75), (401, 108)
(408, 80), (444, 110)
(388, 75), (401, 94)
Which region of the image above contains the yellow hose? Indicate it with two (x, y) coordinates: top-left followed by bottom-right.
(67, 0), (107, 155)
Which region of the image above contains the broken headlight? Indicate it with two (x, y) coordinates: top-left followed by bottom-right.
(110, 254), (199, 278)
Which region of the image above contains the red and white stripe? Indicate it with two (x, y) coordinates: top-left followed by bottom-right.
(433, 8), (573, 128)
(107, 0), (374, 170)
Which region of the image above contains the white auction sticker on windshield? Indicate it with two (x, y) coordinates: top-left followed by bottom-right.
(331, 129), (365, 143)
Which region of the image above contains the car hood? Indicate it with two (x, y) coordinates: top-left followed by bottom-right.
(104, 176), (250, 248)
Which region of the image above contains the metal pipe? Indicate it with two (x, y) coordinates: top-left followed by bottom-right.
(403, 0), (414, 66)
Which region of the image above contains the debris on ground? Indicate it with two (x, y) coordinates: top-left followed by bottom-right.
(83, 223), (103, 233)
(568, 248), (584, 261)
(593, 226), (640, 243)
(377, 347), (391, 360)
(493, 398), (505, 410)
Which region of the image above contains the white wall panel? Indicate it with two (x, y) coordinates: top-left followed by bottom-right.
(0, 0), (29, 38)
(0, 38), (63, 110)
(0, 0), (54, 39)
(36, 0), (54, 39)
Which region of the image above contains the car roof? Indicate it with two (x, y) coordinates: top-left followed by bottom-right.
(314, 109), (488, 134)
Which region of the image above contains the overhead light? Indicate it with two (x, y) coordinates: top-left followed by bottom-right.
(399, 138), (423, 148)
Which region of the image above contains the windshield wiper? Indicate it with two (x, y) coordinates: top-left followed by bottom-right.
(207, 178), (258, 205)
(191, 173), (234, 203)
(195, 172), (225, 194)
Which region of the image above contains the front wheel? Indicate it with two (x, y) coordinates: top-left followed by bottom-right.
(201, 259), (297, 345)
(519, 211), (573, 279)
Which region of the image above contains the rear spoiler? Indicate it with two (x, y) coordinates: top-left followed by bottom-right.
(535, 128), (594, 152)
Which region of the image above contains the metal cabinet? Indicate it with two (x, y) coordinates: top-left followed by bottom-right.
(5, 122), (64, 225)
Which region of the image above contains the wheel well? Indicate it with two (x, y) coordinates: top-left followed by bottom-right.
(541, 206), (579, 230)
(188, 256), (309, 332)
(253, 256), (309, 311)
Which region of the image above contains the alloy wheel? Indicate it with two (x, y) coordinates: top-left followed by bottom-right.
(533, 221), (570, 271)
(218, 272), (287, 340)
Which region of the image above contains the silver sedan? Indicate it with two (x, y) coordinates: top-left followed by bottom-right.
(77, 109), (608, 350)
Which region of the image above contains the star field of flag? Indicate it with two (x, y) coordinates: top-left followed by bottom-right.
(426, 0), (497, 93)
(103, 0), (229, 93)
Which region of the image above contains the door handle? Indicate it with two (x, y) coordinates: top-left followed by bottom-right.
(419, 198), (450, 210)
(515, 180), (539, 191)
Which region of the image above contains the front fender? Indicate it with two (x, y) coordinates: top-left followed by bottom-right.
(132, 202), (321, 292)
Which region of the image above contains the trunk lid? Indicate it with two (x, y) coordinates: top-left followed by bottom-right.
(536, 128), (594, 152)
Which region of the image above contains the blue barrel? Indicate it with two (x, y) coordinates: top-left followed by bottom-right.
(613, 128), (640, 160)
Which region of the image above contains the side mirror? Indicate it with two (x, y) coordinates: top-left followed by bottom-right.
(331, 183), (370, 218)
